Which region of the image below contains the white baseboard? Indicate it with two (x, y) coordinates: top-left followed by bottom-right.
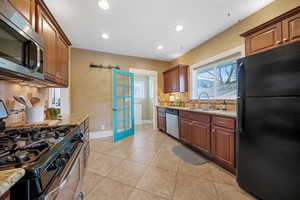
(90, 130), (113, 139)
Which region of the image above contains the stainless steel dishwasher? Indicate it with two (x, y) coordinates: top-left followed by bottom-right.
(166, 108), (179, 139)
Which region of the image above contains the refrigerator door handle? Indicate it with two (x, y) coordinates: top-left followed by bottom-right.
(237, 61), (245, 134)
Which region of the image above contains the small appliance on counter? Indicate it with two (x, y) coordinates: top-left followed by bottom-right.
(0, 100), (8, 131)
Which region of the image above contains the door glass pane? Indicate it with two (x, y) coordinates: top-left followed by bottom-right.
(116, 85), (124, 97)
(117, 73), (124, 85)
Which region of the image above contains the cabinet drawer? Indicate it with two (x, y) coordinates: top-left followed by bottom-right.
(179, 111), (210, 123)
(212, 116), (235, 129)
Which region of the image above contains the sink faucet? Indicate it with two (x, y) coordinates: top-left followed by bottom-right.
(198, 92), (211, 110)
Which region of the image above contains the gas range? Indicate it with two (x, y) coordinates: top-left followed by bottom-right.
(0, 125), (84, 200)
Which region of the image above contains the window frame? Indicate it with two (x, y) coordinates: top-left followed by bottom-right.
(189, 45), (244, 100)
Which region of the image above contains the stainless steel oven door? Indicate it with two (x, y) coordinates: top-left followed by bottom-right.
(44, 144), (83, 200)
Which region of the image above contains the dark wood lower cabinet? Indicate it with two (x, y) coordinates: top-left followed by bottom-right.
(157, 107), (166, 132)
(191, 121), (211, 154)
(211, 126), (235, 172)
(179, 118), (192, 144)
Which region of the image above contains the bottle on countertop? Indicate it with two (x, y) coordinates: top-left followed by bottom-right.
(221, 100), (227, 111)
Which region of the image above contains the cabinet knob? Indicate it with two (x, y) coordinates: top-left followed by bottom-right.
(283, 38), (288, 42)
(276, 40), (281, 44)
(212, 129), (215, 132)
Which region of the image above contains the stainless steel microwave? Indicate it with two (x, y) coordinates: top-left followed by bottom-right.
(0, 0), (44, 81)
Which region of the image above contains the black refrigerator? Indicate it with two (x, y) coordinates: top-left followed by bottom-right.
(237, 41), (300, 200)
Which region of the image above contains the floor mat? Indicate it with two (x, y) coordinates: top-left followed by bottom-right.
(172, 144), (209, 165)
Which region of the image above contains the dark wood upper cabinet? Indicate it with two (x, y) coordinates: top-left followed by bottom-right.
(35, 1), (71, 87)
(241, 6), (300, 56)
(7, 0), (36, 27)
(244, 22), (282, 56)
(56, 35), (69, 86)
(163, 64), (188, 93)
(282, 12), (300, 44)
(36, 5), (57, 82)
(191, 121), (210, 154)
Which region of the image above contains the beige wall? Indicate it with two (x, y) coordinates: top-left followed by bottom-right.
(70, 48), (170, 132)
(171, 0), (300, 66)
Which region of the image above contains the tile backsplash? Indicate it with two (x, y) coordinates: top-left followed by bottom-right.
(159, 92), (237, 112)
(0, 81), (49, 124)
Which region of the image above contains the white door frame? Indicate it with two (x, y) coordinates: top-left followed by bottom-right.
(129, 68), (158, 130)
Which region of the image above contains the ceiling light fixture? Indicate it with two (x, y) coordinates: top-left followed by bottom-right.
(157, 45), (164, 50)
(98, 0), (110, 10)
(101, 33), (110, 39)
(176, 25), (184, 32)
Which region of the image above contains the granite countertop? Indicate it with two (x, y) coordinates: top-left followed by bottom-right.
(156, 105), (236, 118)
(6, 113), (89, 129)
(0, 168), (25, 196)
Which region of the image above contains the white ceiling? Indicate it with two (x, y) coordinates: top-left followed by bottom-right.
(44, 0), (273, 61)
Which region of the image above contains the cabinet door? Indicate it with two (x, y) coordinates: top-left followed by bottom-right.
(37, 6), (57, 82)
(282, 13), (300, 44)
(245, 22), (282, 56)
(8, 0), (35, 27)
(170, 68), (179, 92)
(158, 115), (166, 132)
(163, 71), (170, 93)
(179, 118), (192, 144)
(211, 126), (235, 168)
(56, 35), (69, 86)
(191, 121), (210, 154)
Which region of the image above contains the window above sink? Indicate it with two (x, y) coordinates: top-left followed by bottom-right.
(190, 46), (244, 100)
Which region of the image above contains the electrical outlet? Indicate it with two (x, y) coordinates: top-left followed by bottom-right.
(101, 125), (105, 130)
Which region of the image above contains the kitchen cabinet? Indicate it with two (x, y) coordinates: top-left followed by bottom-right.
(36, 2), (71, 87)
(163, 64), (188, 93)
(0, 191), (10, 200)
(282, 12), (300, 44)
(179, 118), (192, 144)
(157, 107), (166, 132)
(244, 22), (282, 56)
(56, 35), (69, 86)
(7, 0), (35, 27)
(179, 109), (236, 173)
(191, 121), (210, 154)
(211, 126), (235, 171)
(36, 5), (57, 82)
(242, 6), (300, 56)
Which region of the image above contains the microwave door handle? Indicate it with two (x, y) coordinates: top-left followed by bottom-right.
(35, 45), (41, 72)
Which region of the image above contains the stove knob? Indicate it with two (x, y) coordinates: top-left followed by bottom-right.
(55, 157), (66, 168)
(60, 152), (71, 160)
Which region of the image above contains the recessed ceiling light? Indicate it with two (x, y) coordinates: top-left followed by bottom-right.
(101, 33), (109, 39)
(157, 45), (164, 50)
(98, 0), (110, 10)
(176, 25), (184, 32)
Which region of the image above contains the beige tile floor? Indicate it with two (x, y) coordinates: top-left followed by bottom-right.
(83, 124), (256, 200)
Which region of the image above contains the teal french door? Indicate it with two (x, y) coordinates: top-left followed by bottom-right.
(112, 69), (135, 142)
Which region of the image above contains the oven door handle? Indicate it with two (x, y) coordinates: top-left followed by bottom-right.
(44, 143), (83, 199)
